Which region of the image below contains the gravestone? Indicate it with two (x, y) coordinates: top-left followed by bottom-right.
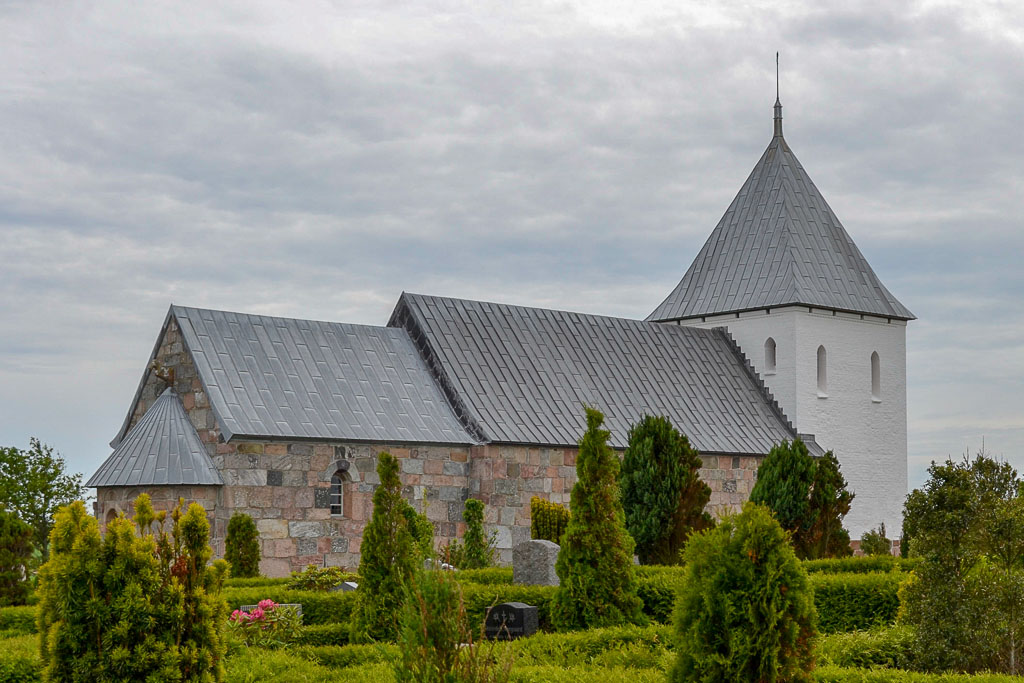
(513, 539), (559, 586)
(329, 581), (359, 592)
(484, 602), (538, 640)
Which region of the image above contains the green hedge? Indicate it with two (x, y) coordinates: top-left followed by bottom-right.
(814, 666), (1024, 682)
(223, 576), (292, 589)
(293, 643), (399, 669)
(818, 626), (915, 669)
(295, 623), (351, 647)
(810, 572), (904, 633)
(0, 606), (37, 635)
(0, 634), (41, 683)
(223, 587), (357, 626)
(803, 557), (921, 575)
(455, 567), (514, 584)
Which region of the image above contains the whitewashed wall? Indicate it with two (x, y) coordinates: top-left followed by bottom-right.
(679, 306), (908, 539)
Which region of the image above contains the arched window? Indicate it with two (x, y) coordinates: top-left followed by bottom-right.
(817, 345), (828, 396)
(871, 351), (881, 401)
(330, 472), (345, 517)
(764, 337), (777, 374)
(105, 508), (117, 526)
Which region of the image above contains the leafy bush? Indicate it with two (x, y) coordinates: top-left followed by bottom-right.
(671, 502), (817, 682)
(750, 441), (853, 559)
(802, 556), (920, 574)
(861, 523), (893, 557)
(228, 599), (302, 648)
(288, 565), (357, 591)
(812, 666), (1024, 682)
(225, 512), (261, 579)
(350, 452), (417, 643)
(0, 508), (33, 607)
(530, 497), (570, 544)
(37, 496), (228, 682)
(900, 453), (1024, 674)
(397, 568), (511, 682)
(817, 626), (915, 670)
(811, 571), (904, 633)
(619, 415), (711, 565)
(551, 407), (644, 631)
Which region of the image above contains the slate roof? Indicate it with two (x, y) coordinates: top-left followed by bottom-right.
(89, 388), (222, 487)
(389, 292), (808, 454)
(110, 306), (475, 450)
(648, 110), (914, 322)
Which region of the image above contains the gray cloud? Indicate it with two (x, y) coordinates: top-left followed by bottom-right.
(1, 0), (1022, 497)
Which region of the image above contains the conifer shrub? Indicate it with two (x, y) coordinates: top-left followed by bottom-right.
(36, 496), (228, 682)
(224, 511), (260, 579)
(402, 502), (435, 563)
(350, 452), (417, 643)
(461, 499), (496, 569)
(750, 440), (854, 559)
(530, 497), (570, 544)
(550, 407), (645, 631)
(396, 568), (511, 682)
(619, 415), (712, 565)
(671, 502), (818, 682)
(0, 508), (33, 607)
(860, 523), (892, 557)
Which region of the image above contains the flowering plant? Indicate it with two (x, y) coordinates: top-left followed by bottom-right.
(228, 599), (301, 648)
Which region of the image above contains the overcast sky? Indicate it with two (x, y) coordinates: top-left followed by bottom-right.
(1, 0), (1022, 495)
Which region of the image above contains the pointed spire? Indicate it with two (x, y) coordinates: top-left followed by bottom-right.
(774, 51), (783, 137)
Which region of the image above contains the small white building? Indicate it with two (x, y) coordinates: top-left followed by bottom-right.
(648, 98), (914, 538)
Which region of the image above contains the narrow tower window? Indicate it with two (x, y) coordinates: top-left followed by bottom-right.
(330, 472), (346, 517)
(817, 345), (828, 396)
(764, 337), (777, 374)
(871, 351), (881, 402)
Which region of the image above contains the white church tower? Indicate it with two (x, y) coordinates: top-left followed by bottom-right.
(648, 95), (914, 538)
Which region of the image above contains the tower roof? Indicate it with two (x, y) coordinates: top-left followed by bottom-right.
(648, 103), (914, 322)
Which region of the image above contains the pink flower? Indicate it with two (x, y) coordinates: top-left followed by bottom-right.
(250, 607), (264, 620)
(258, 599), (276, 611)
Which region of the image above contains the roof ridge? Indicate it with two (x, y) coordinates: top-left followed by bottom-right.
(388, 294), (490, 444)
(713, 326), (797, 437)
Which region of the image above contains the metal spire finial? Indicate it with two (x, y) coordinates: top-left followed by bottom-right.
(773, 52), (783, 137)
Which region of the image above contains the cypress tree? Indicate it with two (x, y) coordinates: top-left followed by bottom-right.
(350, 452), (416, 643)
(224, 512), (261, 578)
(804, 452), (853, 558)
(461, 498), (495, 569)
(620, 415), (712, 565)
(550, 407), (644, 630)
(671, 502), (817, 682)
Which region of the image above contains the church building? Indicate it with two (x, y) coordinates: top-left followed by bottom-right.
(88, 98), (913, 574)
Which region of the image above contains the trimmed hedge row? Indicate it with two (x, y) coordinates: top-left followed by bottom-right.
(814, 667), (1024, 682)
(223, 587), (357, 626)
(223, 576), (291, 589)
(455, 567), (514, 584)
(296, 622), (350, 647)
(225, 568), (906, 632)
(0, 634), (40, 683)
(803, 556), (921, 575)
(818, 626), (915, 670)
(810, 572), (904, 633)
(0, 606), (37, 635)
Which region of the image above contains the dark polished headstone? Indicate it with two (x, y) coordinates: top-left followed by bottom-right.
(484, 602), (538, 640)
